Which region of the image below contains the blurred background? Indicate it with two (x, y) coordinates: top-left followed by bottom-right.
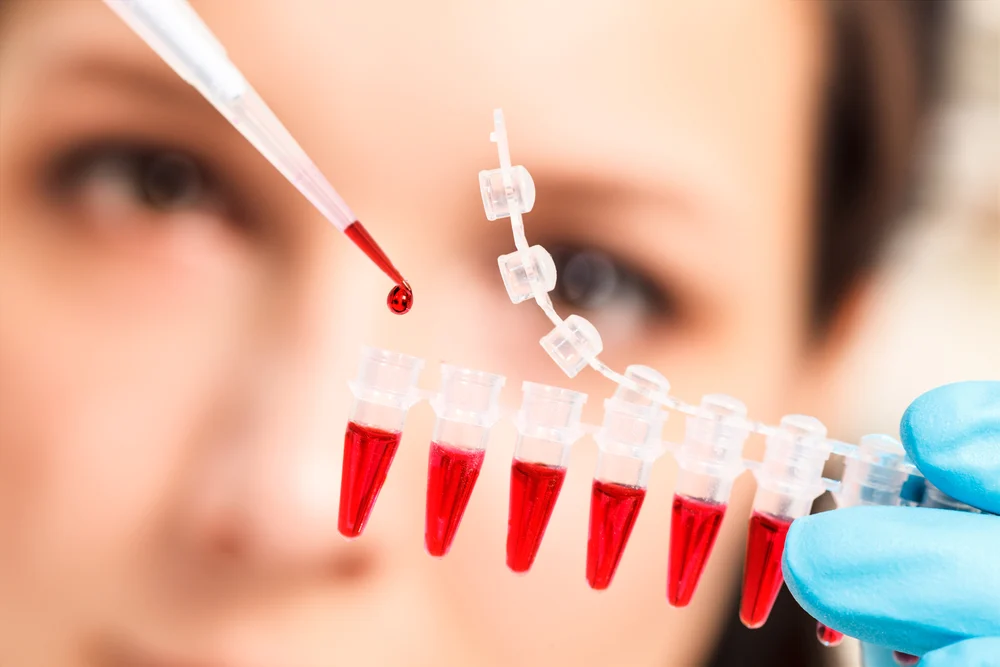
(0, 1), (997, 667)
(832, 2), (998, 663)
(837, 0), (998, 438)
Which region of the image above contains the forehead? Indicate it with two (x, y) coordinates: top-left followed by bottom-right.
(5, 0), (823, 155)
(2, 0), (824, 312)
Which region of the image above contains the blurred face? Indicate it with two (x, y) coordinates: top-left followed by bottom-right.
(0, 1), (831, 666)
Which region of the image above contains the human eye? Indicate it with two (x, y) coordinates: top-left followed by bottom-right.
(46, 140), (239, 230)
(548, 243), (680, 327)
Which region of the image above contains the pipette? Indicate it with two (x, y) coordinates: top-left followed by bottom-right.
(102, 0), (413, 314)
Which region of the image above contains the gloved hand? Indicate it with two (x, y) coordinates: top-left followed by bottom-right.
(781, 381), (1000, 666)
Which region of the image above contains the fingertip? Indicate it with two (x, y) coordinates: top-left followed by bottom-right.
(782, 515), (823, 611)
(919, 637), (1000, 667)
(900, 381), (1000, 514)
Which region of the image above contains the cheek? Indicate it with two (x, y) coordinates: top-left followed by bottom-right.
(414, 257), (807, 662)
(0, 212), (254, 605)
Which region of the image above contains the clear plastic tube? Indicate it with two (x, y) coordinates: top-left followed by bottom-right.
(339, 348), (424, 539)
(425, 365), (505, 557)
(507, 383), (587, 572)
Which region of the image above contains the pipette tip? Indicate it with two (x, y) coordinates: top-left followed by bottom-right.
(344, 221), (413, 313)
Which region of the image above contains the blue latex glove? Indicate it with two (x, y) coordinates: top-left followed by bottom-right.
(782, 381), (1000, 666)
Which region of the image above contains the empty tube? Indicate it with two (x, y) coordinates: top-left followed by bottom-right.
(817, 434), (910, 646)
(888, 479), (983, 665)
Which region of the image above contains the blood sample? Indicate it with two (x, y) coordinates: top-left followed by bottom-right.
(339, 421), (403, 538)
(739, 510), (793, 628)
(344, 221), (413, 315)
(387, 282), (413, 315)
(344, 221), (404, 284)
(507, 459), (567, 572)
(425, 442), (486, 557)
(816, 622), (844, 647)
(667, 494), (727, 607)
(893, 652), (920, 666)
(587, 479), (646, 590)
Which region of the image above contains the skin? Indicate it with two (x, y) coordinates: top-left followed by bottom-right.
(0, 1), (847, 665)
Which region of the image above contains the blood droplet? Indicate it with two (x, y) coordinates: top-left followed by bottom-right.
(816, 622), (844, 647)
(893, 652), (920, 666)
(387, 282), (413, 315)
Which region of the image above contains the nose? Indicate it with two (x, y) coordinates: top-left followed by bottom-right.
(174, 242), (387, 576)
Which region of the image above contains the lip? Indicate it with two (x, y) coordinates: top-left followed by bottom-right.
(102, 639), (278, 667)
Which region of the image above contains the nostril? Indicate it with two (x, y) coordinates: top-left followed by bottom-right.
(211, 525), (247, 560)
(327, 544), (378, 582)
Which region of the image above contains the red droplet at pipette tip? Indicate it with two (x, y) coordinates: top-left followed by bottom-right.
(387, 282), (413, 315)
(586, 479), (646, 590)
(425, 442), (485, 557)
(667, 494), (727, 607)
(507, 459), (567, 573)
(338, 421), (402, 538)
(816, 622), (845, 647)
(344, 221), (413, 314)
(739, 510), (793, 629)
(893, 652), (920, 666)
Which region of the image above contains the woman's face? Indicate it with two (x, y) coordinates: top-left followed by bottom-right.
(0, 1), (831, 665)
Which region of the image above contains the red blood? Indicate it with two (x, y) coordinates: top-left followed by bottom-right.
(344, 220), (405, 284)
(338, 421), (402, 538)
(425, 442), (485, 557)
(506, 459), (567, 572)
(667, 494), (727, 607)
(739, 510), (793, 628)
(586, 479), (646, 590)
(387, 282), (413, 315)
(816, 622), (844, 647)
(893, 652), (920, 666)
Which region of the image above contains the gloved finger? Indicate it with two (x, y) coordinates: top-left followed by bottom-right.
(782, 506), (1000, 656)
(920, 637), (1000, 667)
(900, 380), (1000, 514)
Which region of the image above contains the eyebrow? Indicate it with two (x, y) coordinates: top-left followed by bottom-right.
(531, 170), (705, 229)
(41, 54), (210, 111)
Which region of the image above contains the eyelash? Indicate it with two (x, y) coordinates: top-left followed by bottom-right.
(547, 243), (678, 324)
(47, 140), (235, 223)
(44, 142), (677, 323)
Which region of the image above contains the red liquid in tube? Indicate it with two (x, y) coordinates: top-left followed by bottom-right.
(739, 510), (793, 628)
(816, 622), (844, 647)
(339, 421), (402, 538)
(425, 442), (485, 557)
(667, 494), (727, 607)
(586, 479), (646, 590)
(506, 459), (567, 572)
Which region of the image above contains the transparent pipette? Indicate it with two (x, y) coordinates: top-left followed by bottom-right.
(102, 0), (411, 310)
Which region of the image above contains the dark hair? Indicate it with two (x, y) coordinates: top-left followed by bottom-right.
(812, 0), (951, 333)
(709, 4), (951, 666)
